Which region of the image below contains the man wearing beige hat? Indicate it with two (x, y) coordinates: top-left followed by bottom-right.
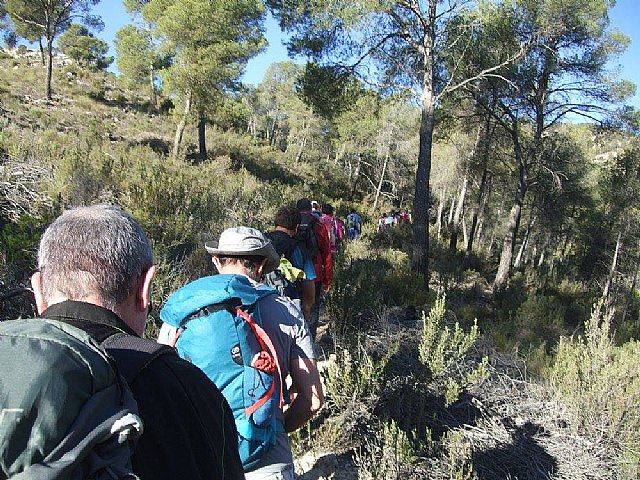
(158, 226), (324, 480)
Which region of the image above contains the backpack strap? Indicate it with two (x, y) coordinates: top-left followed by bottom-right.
(235, 307), (284, 414)
(102, 333), (175, 384)
(180, 298), (243, 329)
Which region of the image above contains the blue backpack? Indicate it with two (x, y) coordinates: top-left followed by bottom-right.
(159, 274), (283, 471)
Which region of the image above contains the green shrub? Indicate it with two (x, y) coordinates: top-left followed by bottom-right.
(551, 303), (640, 474)
(514, 294), (567, 345)
(325, 247), (387, 338)
(87, 78), (106, 101)
(323, 337), (397, 412)
(326, 237), (433, 338)
(355, 419), (419, 480)
(0, 215), (42, 285)
(487, 293), (570, 357)
(419, 296), (488, 406)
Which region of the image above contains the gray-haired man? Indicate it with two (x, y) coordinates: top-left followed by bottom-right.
(30, 204), (244, 480)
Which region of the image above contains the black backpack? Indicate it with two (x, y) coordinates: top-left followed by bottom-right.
(296, 212), (320, 259)
(0, 318), (142, 479)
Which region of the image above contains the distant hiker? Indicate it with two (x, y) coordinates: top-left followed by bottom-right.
(17, 205), (243, 480)
(400, 210), (410, 223)
(296, 197), (333, 340)
(378, 212), (387, 233)
(320, 203), (338, 259)
(346, 208), (362, 240)
(265, 206), (317, 321)
(158, 227), (324, 480)
(311, 200), (322, 219)
(385, 212), (394, 227)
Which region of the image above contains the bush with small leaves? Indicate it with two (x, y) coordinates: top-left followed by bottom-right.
(419, 296), (488, 406)
(551, 303), (640, 474)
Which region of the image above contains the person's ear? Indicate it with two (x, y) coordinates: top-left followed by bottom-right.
(256, 258), (268, 278)
(30, 271), (47, 315)
(212, 256), (222, 272)
(137, 265), (157, 313)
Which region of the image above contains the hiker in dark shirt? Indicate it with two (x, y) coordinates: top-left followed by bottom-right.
(29, 204), (244, 480)
(266, 206), (317, 320)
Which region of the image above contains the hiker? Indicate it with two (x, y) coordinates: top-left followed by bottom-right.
(385, 212), (394, 228)
(157, 226), (324, 480)
(310, 200), (322, 219)
(346, 208), (362, 240)
(265, 206), (316, 321)
(296, 197), (333, 340)
(319, 203), (338, 259)
(28, 205), (244, 480)
(378, 212), (387, 233)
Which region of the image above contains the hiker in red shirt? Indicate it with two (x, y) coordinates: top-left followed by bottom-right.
(296, 198), (333, 340)
(319, 203), (339, 259)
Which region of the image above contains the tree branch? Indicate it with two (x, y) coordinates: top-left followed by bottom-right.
(439, 37), (537, 102)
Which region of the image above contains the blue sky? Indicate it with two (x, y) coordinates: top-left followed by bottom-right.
(93, 0), (639, 107)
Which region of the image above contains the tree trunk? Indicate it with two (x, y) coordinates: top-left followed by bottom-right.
(39, 37), (45, 66)
(149, 65), (157, 109)
(172, 90), (192, 161)
(436, 187), (446, 240)
(45, 36), (54, 100)
(410, 0), (437, 287)
(538, 248), (545, 269)
(335, 143), (346, 166)
(447, 188), (456, 227)
(450, 121), (483, 251)
(373, 147), (390, 213)
(486, 232), (495, 257)
(493, 133), (526, 294)
(198, 112), (207, 160)
(449, 172), (468, 252)
(349, 154), (362, 199)
(466, 167), (489, 256)
(476, 217), (485, 251)
(268, 109), (279, 146)
(466, 116), (493, 256)
(514, 213), (536, 269)
(462, 216), (468, 249)
(295, 136), (307, 162)
(535, 234), (549, 270)
(602, 229), (623, 305)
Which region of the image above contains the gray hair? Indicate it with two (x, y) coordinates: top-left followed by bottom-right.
(37, 204), (153, 309)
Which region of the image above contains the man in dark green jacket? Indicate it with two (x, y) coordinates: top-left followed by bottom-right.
(30, 204), (244, 480)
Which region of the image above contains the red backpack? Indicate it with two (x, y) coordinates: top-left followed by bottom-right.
(320, 214), (336, 250)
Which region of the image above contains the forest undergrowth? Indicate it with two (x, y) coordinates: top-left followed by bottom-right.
(287, 236), (638, 480)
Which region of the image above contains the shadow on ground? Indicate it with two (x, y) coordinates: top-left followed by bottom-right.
(472, 421), (557, 479)
(297, 452), (358, 480)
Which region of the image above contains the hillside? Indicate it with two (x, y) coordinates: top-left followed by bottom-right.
(1, 50), (638, 479)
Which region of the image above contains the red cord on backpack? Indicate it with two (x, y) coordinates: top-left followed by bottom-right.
(236, 308), (284, 416)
